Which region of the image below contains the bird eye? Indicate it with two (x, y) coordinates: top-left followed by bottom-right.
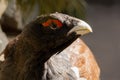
(42, 19), (63, 29)
(50, 23), (58, 30)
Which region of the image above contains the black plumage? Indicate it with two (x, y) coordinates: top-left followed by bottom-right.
(0, 13), (92, 80)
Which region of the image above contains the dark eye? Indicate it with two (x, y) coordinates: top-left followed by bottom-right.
(50, 23), (58, 30)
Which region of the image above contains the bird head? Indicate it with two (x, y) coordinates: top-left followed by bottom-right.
(23, 12), (92, 53)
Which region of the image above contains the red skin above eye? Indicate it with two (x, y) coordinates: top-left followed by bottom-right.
(42, 19), (63, 28)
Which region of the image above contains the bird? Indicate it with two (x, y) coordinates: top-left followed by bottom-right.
(0, 12), (93, 80)
(0, 1), (100, 80)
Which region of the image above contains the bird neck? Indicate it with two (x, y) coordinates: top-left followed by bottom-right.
(12, 34), (54, 79)
(18, 27), (56, 64)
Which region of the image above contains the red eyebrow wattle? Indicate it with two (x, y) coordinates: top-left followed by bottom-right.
(52, 20), (63, 28)
(42, 19), (63, 28)
(42, 20), (52, 27)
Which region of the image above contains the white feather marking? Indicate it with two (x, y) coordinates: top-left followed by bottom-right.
(0, 54), (5, 61)
(71, 66), (87, 80)
(71, 67), (80, 79)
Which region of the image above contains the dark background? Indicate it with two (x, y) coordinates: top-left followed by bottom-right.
(82, 0), (120, 80)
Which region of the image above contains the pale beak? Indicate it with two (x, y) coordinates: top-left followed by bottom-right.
(68, 20), (93, 36)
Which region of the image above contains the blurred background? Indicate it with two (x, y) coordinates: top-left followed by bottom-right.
(84, 0), (120, 80)
(0, 0), (120, 80)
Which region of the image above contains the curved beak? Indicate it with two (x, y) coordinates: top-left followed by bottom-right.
(67, 20), (92, 36)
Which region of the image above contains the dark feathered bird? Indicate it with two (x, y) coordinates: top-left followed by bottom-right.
(0, 13), (92, 80)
